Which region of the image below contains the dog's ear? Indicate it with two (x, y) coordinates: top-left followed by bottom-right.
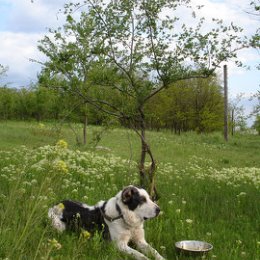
(122, 186), (135, 203)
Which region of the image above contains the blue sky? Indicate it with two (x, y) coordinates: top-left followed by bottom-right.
(0, 0), (259, 122)
(0, 2), (10, 31)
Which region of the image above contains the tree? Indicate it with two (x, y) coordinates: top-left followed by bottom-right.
(0, 65), (9, 93)
(38, 0), (251, 198)
(247, 1), (260, 69)
(251, 90), (260, 114)
(229, 94), (247, 135)
(0, 64), (8, 80)
(253, 115), (260, 134)
(0, 87), (17, 119)
(145, 76), (224, 133)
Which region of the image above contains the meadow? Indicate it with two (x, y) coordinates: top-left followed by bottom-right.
(0, 121), (259, 260)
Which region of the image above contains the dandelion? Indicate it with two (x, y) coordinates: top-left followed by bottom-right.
(56, 139), (68, 149)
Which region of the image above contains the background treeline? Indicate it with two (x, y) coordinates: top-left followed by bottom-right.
(0, 75), (225, 133)
(145, 77), (224, 133)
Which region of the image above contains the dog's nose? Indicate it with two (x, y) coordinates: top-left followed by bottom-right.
(155, 206), (160, 216)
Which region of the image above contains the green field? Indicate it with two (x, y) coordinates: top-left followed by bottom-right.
(0, 121), (259, 260)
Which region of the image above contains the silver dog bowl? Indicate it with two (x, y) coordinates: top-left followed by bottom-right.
(175, 240), (213, 256)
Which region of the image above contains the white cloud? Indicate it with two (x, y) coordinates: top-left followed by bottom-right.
(192, 0), (259, 35)
(5, 0), (66, 33)
(0, 32), (43, 86)
(0, 0), (67, 86)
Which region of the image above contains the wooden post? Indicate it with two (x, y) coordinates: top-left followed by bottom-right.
(223, 65), (228, 141)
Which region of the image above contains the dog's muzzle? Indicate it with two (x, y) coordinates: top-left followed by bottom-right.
(144, 206), (160, 220)
(155, 206), (160, 216)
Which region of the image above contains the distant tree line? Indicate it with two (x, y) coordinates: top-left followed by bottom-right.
(0, 75), (225, 133)
(0, 85), (102, 124)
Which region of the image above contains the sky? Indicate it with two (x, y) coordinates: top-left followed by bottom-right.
(0, 0), (259, 123)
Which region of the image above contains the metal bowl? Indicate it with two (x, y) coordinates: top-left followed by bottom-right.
(175, 240), (213, 256)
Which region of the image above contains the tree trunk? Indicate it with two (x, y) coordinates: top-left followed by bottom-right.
(138, 108), (158, 201)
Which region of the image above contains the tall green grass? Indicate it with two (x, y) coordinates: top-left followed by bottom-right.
(0, 121), (259, 259)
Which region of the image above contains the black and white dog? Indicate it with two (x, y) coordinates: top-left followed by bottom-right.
(48, 185), (165, 260)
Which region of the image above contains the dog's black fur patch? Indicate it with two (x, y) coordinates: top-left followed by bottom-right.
(60, 200), (109, 238)
(122, 187), (147, 211)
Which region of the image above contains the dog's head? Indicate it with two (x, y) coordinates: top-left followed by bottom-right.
(119, 185), (160, 223)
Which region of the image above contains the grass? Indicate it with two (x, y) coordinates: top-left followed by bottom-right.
(0, 121), (259, 260)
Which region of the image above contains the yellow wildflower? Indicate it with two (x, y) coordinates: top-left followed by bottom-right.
(57, 203), (65, 210)
(54, 160), (69, 174)
(80, 230), (91, 240)
(48, 238), (62, 250)
(56, 139), (68, 149)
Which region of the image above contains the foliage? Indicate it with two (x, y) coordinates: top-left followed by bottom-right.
(253, 114), (260, 134)
(249, 0), (260, 15)
(251, 90), (260, 115)
(247, 1), (260, 69)
(0, 64), (8, 80)
(0, 86), (105, 127)
(145, 76), (224, 133)
(0, 86), (60, 121)
(230, 94), (247, 135)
